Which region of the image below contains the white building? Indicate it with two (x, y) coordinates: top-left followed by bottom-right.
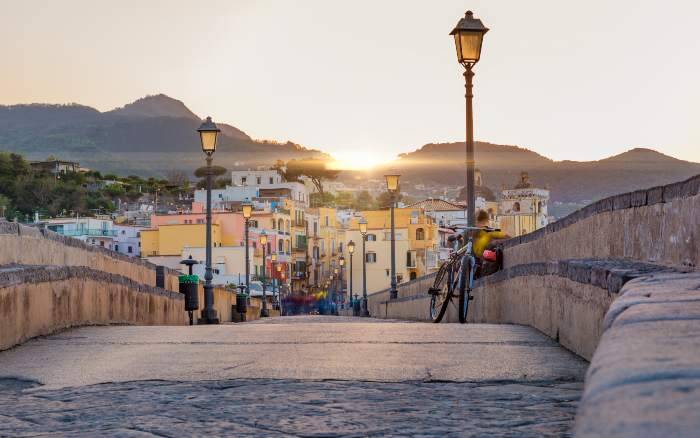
(113, 225), (145, 257)
(180, 246), (253, 287)
(193, 169), (310, 209)
(45, 216), (116, 250)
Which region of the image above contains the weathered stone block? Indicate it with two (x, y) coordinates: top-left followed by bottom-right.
(681, 175), (700, 198)
(647, 186), (664, 205)
(662, 181), (684, 203)
(630, 190), (647, 207)
(0, 221), (19, 235)
(612, 193), (632, 210)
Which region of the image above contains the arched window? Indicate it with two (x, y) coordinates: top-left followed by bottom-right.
(278, 219), (284, 231)
(267, 242), (271, 254)
(313, 246), (320, 260)
(285, 220), (290, 233)
(415, 228), (425, 241)
(513, 202), (521, 212)
(366, 234), (377, 242)
(278, 239), (284, 252)
(286, 239), (291, 253)
(366, 252), (377, 263)
(410, 271), (417, 280)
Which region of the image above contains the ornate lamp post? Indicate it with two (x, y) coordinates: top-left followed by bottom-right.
(329, 273), (335, 314)
(276, 263), (283, 314)
(339, 255), (345, 308)
(385, 173), (400, 300)
(260, 230), (269, 317)
(347, 241), (355, 306)
(271, 252), (277, 307)
(242, 201), (253, 296)
(451, 10), (488, 227)
(359, 217), (369, 317)
(334, 267), (340, 310)
(198, 117), (220, 324)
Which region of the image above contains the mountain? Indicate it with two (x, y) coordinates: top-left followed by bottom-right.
(0, 94), (325, 176)
(371, 142), (700, 204)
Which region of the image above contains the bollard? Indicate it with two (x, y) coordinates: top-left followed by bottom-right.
(235, 285), (248, 322)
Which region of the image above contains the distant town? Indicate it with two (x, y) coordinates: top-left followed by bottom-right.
(0, 153), (550, 301)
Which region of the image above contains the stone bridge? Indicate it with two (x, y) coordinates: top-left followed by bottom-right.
(0, 173), (698, 436)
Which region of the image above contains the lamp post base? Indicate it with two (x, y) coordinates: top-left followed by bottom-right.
(198, 308), (220, 325)
(390, 288), (398, 300)
(361, 297), (370, 317)
(260, 302), (269, 318)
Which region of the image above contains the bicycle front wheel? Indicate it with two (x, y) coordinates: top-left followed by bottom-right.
(458, 260), (471, 324)
(429, 260), (455, 323)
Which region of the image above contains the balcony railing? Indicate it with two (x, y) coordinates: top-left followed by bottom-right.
(48, 228), (117, 237)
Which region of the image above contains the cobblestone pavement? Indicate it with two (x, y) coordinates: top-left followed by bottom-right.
(0, 316), (587, 436)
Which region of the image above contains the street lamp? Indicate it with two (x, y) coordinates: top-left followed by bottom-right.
(276, 263), (283, 313)
(242, 200), (253, 298)
(339, 256), (345, 308)
(198, 116), (221, 324)
(385, 173), (400, 300)
(450, 10), (488, 226)
(359, 217), (369, 317)
(347, 241), (355, 314)
(260, 230), (269, 317)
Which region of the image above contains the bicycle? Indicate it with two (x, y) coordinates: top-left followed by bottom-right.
(428, 226), (500, 323)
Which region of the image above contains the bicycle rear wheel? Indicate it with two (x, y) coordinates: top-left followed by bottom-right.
(458, 260), (471, 324)
(429, 259), (456, 323)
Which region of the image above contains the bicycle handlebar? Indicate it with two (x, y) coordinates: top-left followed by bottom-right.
(447, 226), (501, 233)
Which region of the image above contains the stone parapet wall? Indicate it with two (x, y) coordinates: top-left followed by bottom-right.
(503, 174), (700, 269)
(369, 259), (678, 360)
(0, 264), (185, 351)
(0, 224), (182, 292)
(574, 272), (700, 436)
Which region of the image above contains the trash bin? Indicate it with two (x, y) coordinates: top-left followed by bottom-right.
(179, 275), (199, 325)
(235, 285), (248, 322)
(353, 299), (361, 317)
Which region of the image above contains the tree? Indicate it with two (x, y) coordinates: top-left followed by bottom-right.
(334, 191), (354, 209)
(310, 191), (336, 208)
(353, 190), (375, 210)
(376, 191), (404, 209)
(283, 159), (340, 195)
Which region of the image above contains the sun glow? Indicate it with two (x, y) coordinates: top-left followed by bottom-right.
(327, 152), (392, 171)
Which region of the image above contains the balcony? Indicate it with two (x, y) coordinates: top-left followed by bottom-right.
(48, 228), (118, 238)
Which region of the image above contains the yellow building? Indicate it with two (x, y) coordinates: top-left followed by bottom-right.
(343, 208), (439, 295)
(141, 223), (222, 257)
(306, 207), (343, 290)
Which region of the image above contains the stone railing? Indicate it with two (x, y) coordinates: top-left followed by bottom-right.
(0, 264), (184, 351)
(0, 222), (278, 350)
(574, 272), (700, 436)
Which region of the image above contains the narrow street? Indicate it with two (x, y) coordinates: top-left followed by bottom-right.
(0, 316), (587, 436)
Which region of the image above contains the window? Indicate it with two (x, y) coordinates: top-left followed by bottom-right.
(121, 230), (126, 235)
(128, 246), (133, 254)
(406, 250), (417, 268)
(313, 246), (320, 260)
(278, 239), (284, 252)
(267, 242), (272, 254)
(241, 177), (247, 184)
(366, 234), (377, 242)
(286, 239), (290, 253)
(114, 245), (119, 252)
(325, 216), (329, 226)
(513, 202), (521, 212)
(99, 241), (104, 247)
(269, 177), (274, 184)
(366, 252), (377, 263)
(137, 232), (141, 237)
(415, 228), (425, 240)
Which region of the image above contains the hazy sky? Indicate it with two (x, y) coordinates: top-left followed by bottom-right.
(1, 0), (699, 166)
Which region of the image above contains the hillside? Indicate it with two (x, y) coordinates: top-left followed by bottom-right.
(0, 94), (326, 176)
(376, 142), (700, 203)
